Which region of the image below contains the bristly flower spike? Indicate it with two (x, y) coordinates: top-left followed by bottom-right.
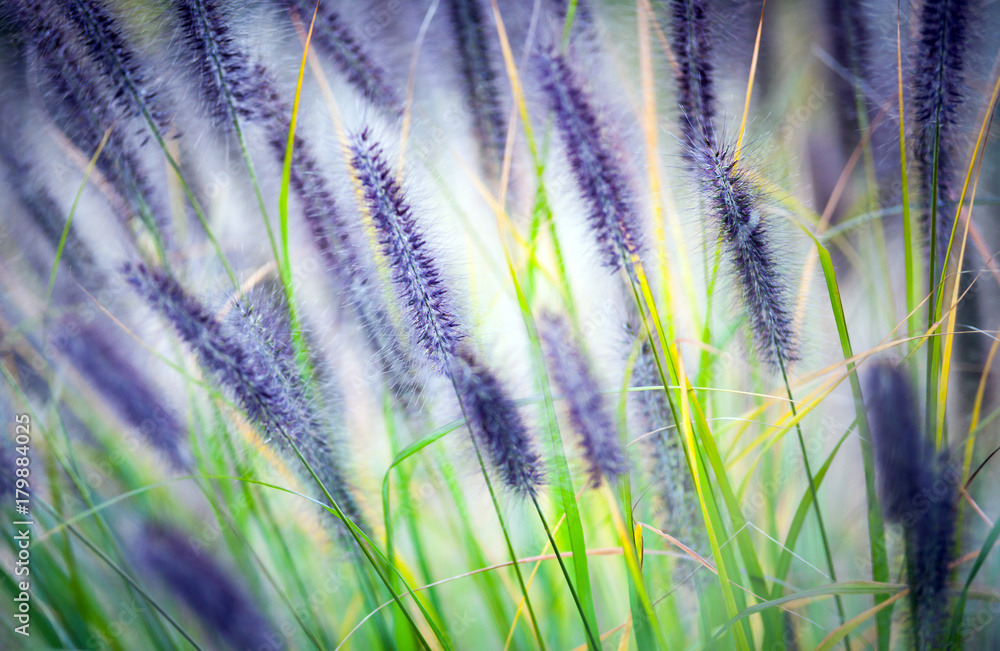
(537, 50), (643, 273)
(666, 0), (796, 367)
(451, 350), (545, 497)
(350, 129), (464, 366)
(228, 289), (364, 526)
(279, 0), (402, 116)
(864, 361), (958, 650)
(124, 263), (365, 525)
(252, 73), (424, 406)
(350, 128), (542, 495)
(908, 0), (974, 272)
(540, 312), (625, 486)
(124, 263), (282, 430)
(29, 32), (170, 247)
(138, 523), (283, 651)
(447, 0), (507, 172)
(668, 0), (716, 153)
(695, 142), (798, 367)
(864, 361), (931, 522)
(175, 0), (272, 125)
(60, 0), (172, 129)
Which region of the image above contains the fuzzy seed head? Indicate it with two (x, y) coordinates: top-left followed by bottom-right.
(537, 50), (643, 272)
(908, 0), (974, 270)
(864, 361), (930, 522)
(124, 263), (289, 432)
(668, 0), (716, 153)
(176, 0), (274, 124)
(447, 0), (507, 171)
(351, 129), (464, 365)
(863, 361), (957, 649)
(138, 523), (283, 650)
(126, 265), (364, 527)
(29, 31), (169, 244)
(452, 350), (544, 497)
(540, 312), (625, 486)
(63, 0), (172, 129)
(281, 0), (402, 115)
(695, 142), (798, 367)
(228, 290), (364, 526)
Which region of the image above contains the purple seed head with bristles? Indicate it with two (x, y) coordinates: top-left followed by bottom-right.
(51, 314), (188, 469)
(864, 361), (957, 649)
(625, 322), (702, 548)
(694, 140), (797, 368)
(824, 0), (870, 149)
(451, 349), (544, 497)
(137, 523), (284, 651)
(908, 0), (974, 272)
(60, 0), (172, 129)
(351, 128), (464, 366)
(175, 0), (273, 125)
(906, 454), (958, 651)
(254, 82), (424, 406)
(280, 0), (402, 116)
(125, 264), (365, 526)
(228, 289), (364, 526)
(447, 0), (507, 171)
(540, 312), (625, 486)
(124, 263), (293, 433)
(863, 361), (929, 523)
(537, 50), (643, 273)
(668, 0), (716, 153)
(256, 68), (354, 285)
(29, 31), (169, 245)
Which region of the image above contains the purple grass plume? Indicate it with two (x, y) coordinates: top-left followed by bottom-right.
(864, 361), (957, 650)
(137, 523), (284, 651)
(908, 0), (974, 272)
(667, 0), (796, 367)
(350, 129), (464, 366)
(451, 349), (545, 497)
(447, 0), (507, 172)
(539, 312), (625, 486)
(694, 141), (798, 367)
(175, 0), (273, 124)
(51, 314), (188, 469)
(124, 264), (364, 525)
(0, 134), (98, 284)
(227, 288), (363, 525)
(255, 82), (424, 406)
(667, 0), (716, 153)
(537, 50), (644, 272)
(124, 263), (282, 431)
(278, 0), (402, 115)
(823, 0), (870, 153)
(253, 65), (358, 288)
(28, 31), (169, 246)
(626, 322), (701, 549)
(60, 0), (172, 130)
(350, 128), (542, 494)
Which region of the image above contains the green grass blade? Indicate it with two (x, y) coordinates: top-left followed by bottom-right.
(948, 507), (1000, 643)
